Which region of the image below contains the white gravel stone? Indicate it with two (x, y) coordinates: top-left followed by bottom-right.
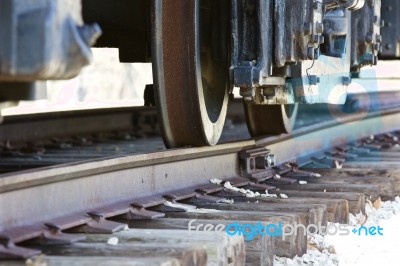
(164, 201), (196, 211)
(230, 186), (240, 192)
(326, 197), (400, 265)
(220, 199), (234, 204)
(275, 197), (400, 266)
(223, 181), (233, 189)
(210, 178), (223, 185)
(261, 193), (278, 198)
(107, 237), (119, 246)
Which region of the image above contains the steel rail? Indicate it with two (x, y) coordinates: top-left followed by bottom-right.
(1, 103), (400, 234)
(0, 106), (155, 144)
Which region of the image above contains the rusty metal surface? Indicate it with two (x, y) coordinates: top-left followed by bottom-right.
(0, 91), (398, 173)
(232, 0), (352, 105)
(0, 106), (157, 145)
(0, 101), (252, 174)
(0, 104), (399, 259)
(350, 0), (382, 72)
(274, 0), (324, 66)
(380, 0), (400, 58)
(0, 105), (399, 235)
(2, 141), (397, 261)
(152, 0), (230, 147)
(244, 103), (298, 137)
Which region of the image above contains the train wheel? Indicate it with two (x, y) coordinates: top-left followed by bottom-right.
(244, 102), (299, 137)
(152, 0), (230, 148)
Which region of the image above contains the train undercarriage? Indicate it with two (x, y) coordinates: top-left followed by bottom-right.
(0, 0), (399, 147)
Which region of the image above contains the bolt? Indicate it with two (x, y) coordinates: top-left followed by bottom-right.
(319, 35), (325, 44)
(342, 76), (351, 86)
(304, 22), (312, 35)
(374, 43), (382, 53)
(244, 96), (253, 101)
(88, 211), (104, 222)
(365, 33), (373, 43)
(313, 34), (320, 44)
(44, 223), (61, 234)
(262, 87), (275, 97)
(240, 87), (255, 98)
(316, 22), (324, 34)
(265, 154), (276, 167)
(309, 75), (319, 85)
(307, 47), (315, 60)
(373, 55), (378, 65)
(314, 47), (320, 60)
(386, 43), (393, 49)
(363, 53), (374, 65)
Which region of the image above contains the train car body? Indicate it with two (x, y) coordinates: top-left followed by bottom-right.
(0, 0), (399, 147)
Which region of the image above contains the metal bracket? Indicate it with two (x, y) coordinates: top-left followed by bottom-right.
(374, 134), (399, 147)
(310, 156), (344, 168)
(266, 174), (297, 185)
(279, 162), (322, 179)
(347, 146), (372, 155)
(239, 147), (277, 182)
(334, 147), (359, 159)
(213, 189), (247, 198)
(127, 207), (165, 220)
(163, 188), (198, 202)
(0, 237), (40, 259)
(189, 193), (229, 204)
(246, 182), (276, 190)
(150, 201), (196, 213)
(225, 177), (251, 187)
(195, 184), (224, 194)
(69, 212), (127, 234)
(42, 223), (85, 245)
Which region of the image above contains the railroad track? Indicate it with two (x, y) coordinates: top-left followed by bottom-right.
(1, 91), (400, 265)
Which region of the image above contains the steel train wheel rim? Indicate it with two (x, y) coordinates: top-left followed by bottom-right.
(152, 0), (230, 148)
(244, 103), (299, 137)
